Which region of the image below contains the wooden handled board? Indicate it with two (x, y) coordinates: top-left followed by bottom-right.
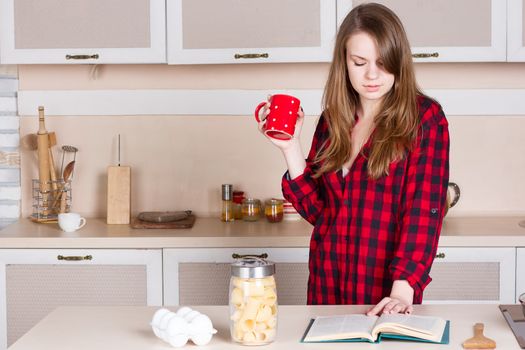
(131, 214), (196, 229)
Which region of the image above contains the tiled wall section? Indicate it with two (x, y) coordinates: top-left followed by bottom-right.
(0, 75), (19, 229)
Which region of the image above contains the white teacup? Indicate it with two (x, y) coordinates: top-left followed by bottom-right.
(58, 213), (86, 232)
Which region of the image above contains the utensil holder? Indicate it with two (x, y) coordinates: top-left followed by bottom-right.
(31, 179), (72, 223)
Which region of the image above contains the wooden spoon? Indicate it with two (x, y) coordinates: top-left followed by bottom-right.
(59, 161), (75, 213)
(51, 161), (75, 212)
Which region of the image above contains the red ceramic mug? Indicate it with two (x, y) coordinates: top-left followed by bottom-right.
(254, 94), (301, 140)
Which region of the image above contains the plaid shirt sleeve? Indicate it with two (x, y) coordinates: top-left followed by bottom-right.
(389, 101), (450, 299)
(281, 115), (328, 225)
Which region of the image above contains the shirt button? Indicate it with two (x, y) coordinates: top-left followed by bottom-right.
(430, 208), (438, 215)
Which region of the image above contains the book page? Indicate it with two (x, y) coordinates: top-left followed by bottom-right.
(372, 314), (447, 342)
(304, 314), (378, 342)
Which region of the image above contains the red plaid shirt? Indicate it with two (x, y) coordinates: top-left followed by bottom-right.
(282, 96), (449, 305)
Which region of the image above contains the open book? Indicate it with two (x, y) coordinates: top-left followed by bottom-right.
(301, 313), (450, 344)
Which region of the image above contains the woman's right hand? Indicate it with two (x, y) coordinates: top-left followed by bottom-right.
(257, 95), (305, 151)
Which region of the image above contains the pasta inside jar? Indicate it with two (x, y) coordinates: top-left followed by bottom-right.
(230, 255), (277, 345)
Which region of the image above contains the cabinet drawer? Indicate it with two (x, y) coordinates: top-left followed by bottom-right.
(6, 264), (146, 345)
(167, 0), (336, 64)
(0, 249), (162, 349)
(424, 247), (515, 304)
(163, 248), (309, 305)
(338, 0), (506, 62)
(0, 0), (166, 63)
(178, 262), (308, 305)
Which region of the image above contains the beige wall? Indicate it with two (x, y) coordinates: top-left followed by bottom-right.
(18, 63), (525, 218)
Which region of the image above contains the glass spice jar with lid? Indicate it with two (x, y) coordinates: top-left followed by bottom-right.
(264, 199), (284, 223)
(242, 198), (261, 221)
(221, 184), (234, 222)
(232, 191), (245, 220)
(230, 254), (277, 345)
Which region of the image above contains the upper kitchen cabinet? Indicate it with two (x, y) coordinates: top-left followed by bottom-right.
(166, 0), (337, 64)
(508, 0), (525, 61)
(338, 0), (507, 62)
(0, 0), (166, 64)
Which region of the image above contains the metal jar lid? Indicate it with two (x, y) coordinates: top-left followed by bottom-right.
(222, 184), (233, 201)
(231, 254), (275, 278)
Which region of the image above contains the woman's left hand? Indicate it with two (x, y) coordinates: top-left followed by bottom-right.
(366, 296), (413, 316)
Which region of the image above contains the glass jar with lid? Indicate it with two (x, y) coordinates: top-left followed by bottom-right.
(242, 198), (261, 221)
(264, 199), (284, 223)
(229, 254), (277, 345)
(232, 191), (245, 220)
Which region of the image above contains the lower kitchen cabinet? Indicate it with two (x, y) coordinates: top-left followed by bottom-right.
(424, 247), (515, 304)
(0, 249), (162, 349)
(516, 248), (525, 301)
(163, 248), (310, 306)
(164, 247), (516, 307)
(0, 246), (517, 349)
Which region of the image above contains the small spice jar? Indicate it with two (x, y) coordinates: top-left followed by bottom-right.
(232, 191), (245, 220)
(242, 198), (261, 221)
(264, 199), (284, 223)
(230, 254), (277, 345)
(221, 184), (234, 222)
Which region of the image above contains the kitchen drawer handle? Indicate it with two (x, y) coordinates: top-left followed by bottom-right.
(57, 255), (93, 261)
(65, 54), (99, 60)
(232, 253), (268, 259)
(412, 52), (439, 58)
(435, 252), (446, 259)
(234, 53), (269, 59)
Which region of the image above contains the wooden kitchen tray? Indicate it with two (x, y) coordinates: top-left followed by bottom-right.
(499, 305), (525, 348)
(131, 214), (196, 229)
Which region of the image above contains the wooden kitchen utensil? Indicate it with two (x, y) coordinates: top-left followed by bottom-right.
(51, 160), (75, 212)
(48, 132), (58, 191)
(36, 106), (51, 214)
(59, 161), (75, 213)
(462, 323), (496, 349)
(131, 214), (196, 229)
(138, 211), (191, 223)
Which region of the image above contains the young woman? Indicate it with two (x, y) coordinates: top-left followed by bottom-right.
(259, 3), (449, 315)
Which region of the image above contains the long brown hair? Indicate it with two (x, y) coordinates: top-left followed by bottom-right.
(316, 3), (421, 179)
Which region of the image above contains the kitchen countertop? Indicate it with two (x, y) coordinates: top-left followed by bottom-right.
(7, 304), (520, 350)
(0, 216), (525, 248)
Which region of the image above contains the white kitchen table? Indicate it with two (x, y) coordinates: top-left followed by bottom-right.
(7, 304), (520, 349)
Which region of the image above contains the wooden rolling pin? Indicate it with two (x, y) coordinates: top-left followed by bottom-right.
(36, 106), (50, 214)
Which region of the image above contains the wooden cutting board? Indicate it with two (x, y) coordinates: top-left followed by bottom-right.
(131, 214), (196, 229)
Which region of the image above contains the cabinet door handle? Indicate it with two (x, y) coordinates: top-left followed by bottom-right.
(435, 252), (446, 259)
(232, 253), (268, 259)
(234, 53), (269, 59)
(412, 52), (439, 58)
(65, 54), (99, 60)
(57, 255), (93, 261)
